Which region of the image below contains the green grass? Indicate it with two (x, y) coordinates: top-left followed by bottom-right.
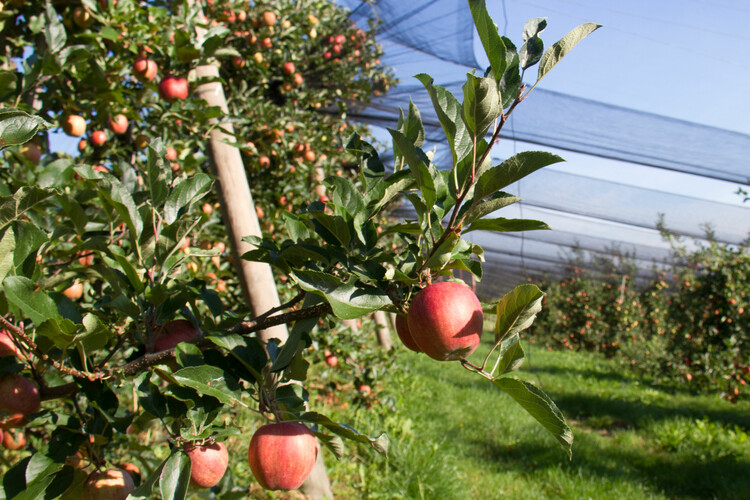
(319, 338), (750, 500)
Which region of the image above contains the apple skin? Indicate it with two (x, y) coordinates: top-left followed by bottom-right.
(2, 429), (25, 450)
(133, 58), (157, 82)
(261, 11), (276, 26)
(0, 330), (23, 360)
(394, 314), (422, 352)
(153, 319), (200, 352)
(64, 281), (84, 300)
(248, 422), (318, 491)
(81, 468), (135, 500)
(282, 62), (295, 75)
(108, 114), (128, 135)
(184, 441), (229, 488)
(158, 75), (189, 100)
(20, 143), (42, 164)
(407, 281), (483, 361)
(90, 131), (107, 147)
(0, 374), (41, 428)
(73, 7), (93, 28)
(62, 115), (86, 137)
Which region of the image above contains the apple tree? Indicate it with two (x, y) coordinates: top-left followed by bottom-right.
(0, 0), (598, 497)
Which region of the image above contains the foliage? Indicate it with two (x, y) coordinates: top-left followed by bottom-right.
(0, 0), (599, 497)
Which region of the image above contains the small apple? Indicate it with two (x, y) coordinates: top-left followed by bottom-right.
(64, 281), (84, 300)
(152, 319), (200, 352)
(258, 156), (271, 168)
(78, 139), (88, 152)
(2, 429), (25, 450)
(135, 134), (150, 148)
(0, 374), (41, 428)
(73, 6), (93, 28)
(394, 314), (422, 352)
(165, 147), (178, 161)
(358, 385), (371, 397)
(82, 468), (134, 500)
(303, 149), (315, 162)
(261, 11), (276, 26)
(184, 441), (228, 488)
(108, 114), (128, 135)
(248, 422), (318, 491)
(158, 75), (189, 101)
(62, 115), (86, 137)
(282, 62), (295, 75)
(133, 58), (157, 82)
(20, 143), (42, 164)
(90, 130), (107, 147)
(0, 330), (24, 360)
(260, 37), (273, 49)
(202, 203), (213, 215)
(293, 73), (304, 86)
(325, 354), (338, 367)
(232, 56), (246, 68)
(407, 281), (483, 361)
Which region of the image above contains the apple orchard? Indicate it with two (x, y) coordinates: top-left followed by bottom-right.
(0, 0), (599, 498)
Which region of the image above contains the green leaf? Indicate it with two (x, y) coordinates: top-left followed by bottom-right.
(301, 412), (388, 456)
(164, 174), (213, 225)
(494, 284), (544, 343)
(492, 333), (525, 375)
(464, 217), (550, 233)
(462, 73), (501, 138)
(44, 2), (67, 54)
(89, 174), (143, 242)
(12, 220), (47, 268)
(401, 99), (425, 148)
(493, 377), (573, 459)
(535, 23), (601, 89)
(0, 228), (15, 283)
(3, 276), (58, 325)
(459, 191), (521, 226)
(388, 129), (437, 208)
(292, 270), (391, 320)
(468, 0), (507, 82)
(130, 457), (167, 498)
(364, 169), (416, 215)
(0, 71), (18, 102)
(78, 313), (110, 351)
(0, 109), (52, 150)
(520, 36), (544, 70)
(414, 74), (473, 168)
(36, 318), (77, 349)
(159, 450), (191, 500)
(475, 151), (564, 200)
(309, 211), (351, 247)
(523, 17), (548, 40)
(171, 366), (246, 407)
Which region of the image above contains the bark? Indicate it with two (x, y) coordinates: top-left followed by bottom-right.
(373, 310), (393, 350)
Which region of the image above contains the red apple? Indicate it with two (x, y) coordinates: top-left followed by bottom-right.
(133, 58), (157, 82)
(184, 441), (228, 488)
(248, 422), (318, 491)
(62, 115), (86, 137)
(394, 314), (421, 352)
(165, 147), (178, 161)
(293, 73), (304, 86)
(407, 281), (483, 361)
(153, 319), (200, 352)
(158, 75), (189, 101)
(0, 330), (22, 359)
(2, 429), (25, 450)
(78, 139), (88, 152)
(261, 11), (276, 26)
(90, 130), (107, 147)
(358, 385), (371, 396)
(20, 143), (42, 164)
(0, 374), (41, 428)
(325, 354), (337, 367)
(282, 62), (295, 75)
(82, 468), (134, 500)
(64, 282), (84, 300)
(108, 114), (128, 135)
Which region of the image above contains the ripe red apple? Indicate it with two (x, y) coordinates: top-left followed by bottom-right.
(2, 429), (25, 450)
(293, 73), (304, 87)
(248, 422), (318, 491)
(394, 314), (421, 352)
(258, 156), (271, 168)
(202, 203), (213, 215)
(133, 58), (157, 82)
(358, 384), (371, 396)
(62, 115), (86, 137)
(165, 147), (178, 161)
(407, 281), (483, 361)
(260, 37), (273, 49)
(64, 281), (84, 299)
(0, 374), (41, 428)
(0, 330), (22, 359)
(73, 7), (93, 28)
(184, 441), (228, 488)
(261, 11), (276, 26)
(108, 114), (128, 135)
(78, 139), (88, 152)
(158, 75), (189, 101)
(90, 130), (107, 147)
(325, 354), (337, 367)
(282, 62), (295, 75)
(153, 319), (200, 352)
(82, 468), (134, 500)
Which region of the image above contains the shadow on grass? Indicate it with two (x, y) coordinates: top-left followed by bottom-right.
(475, 432), (750, 500)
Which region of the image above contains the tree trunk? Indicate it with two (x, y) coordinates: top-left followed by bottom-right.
(373, 310), (393, 350)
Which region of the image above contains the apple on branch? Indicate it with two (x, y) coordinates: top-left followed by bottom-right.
(248, 422), (318, 491)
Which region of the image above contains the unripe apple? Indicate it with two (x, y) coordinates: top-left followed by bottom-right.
(158, 75), (189, 101)
(82, 468), (134, 500)
(0, 374), (40, 428)
(184, 441), (228, 488)
(64, 281), (84, 300)
(248, 422), (318, 491)
(407, 281), (483, 361)
(253, 52), (264, 64)
(394, 314), (421, 352)
(2, 429), (25, 450)
(133, 58), (157, 82)
(282, 62), (295, 75)
(153, 319), (200, 352)
(108, 114), (128, 135)
(62, 115), (86, 137)
(72, 7), (93, 28)
(90, 130), (107, 147)
(261, 11), (276, 26)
